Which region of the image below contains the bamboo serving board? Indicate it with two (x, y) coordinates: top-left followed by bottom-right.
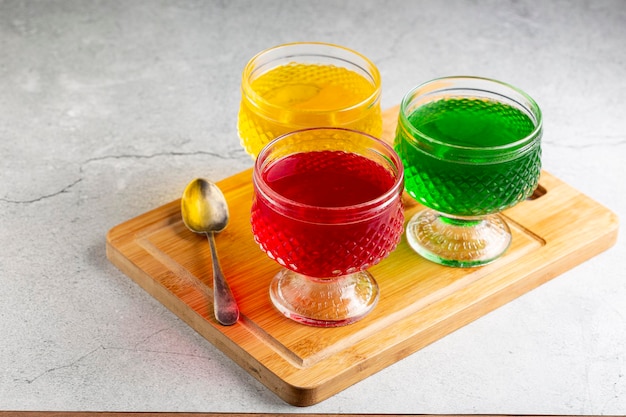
(106, 107), (619, 407)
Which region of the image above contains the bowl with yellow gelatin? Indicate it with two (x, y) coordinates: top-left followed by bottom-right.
(237, 42), (382, 158)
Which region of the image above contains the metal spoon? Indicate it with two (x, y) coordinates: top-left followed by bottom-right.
(181, 178), (239, 326)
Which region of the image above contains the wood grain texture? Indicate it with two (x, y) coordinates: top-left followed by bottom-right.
(106, 107), (619, 407)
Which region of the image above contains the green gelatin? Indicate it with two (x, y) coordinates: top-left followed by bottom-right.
(395, 98), (541, 217)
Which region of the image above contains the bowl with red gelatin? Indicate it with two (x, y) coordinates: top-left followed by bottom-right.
(251, 127), (404, 327)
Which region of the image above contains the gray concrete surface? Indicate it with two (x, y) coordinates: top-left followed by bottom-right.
(1, 0), (625, 413)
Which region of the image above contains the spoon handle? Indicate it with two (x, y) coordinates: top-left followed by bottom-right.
(206, 232), (239, 325)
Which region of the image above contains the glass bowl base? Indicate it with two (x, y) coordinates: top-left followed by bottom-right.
(269, 268), (380, 327)
(406, 209), (512, 267)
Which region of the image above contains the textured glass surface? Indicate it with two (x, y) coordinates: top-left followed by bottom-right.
(395, 78), (543, 267)
(395, 97), (541, 217)
(238, 54), (382, 158)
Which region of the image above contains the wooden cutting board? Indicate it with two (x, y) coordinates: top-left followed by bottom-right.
(106, 106), (619, 406)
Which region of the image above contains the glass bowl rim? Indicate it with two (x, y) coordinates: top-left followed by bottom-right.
(241, 41), (382, 116)
(253, 127), (404, 219)
(398, 75), (543, 154)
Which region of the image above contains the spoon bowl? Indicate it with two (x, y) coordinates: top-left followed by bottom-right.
(181, 178), (239, 325)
